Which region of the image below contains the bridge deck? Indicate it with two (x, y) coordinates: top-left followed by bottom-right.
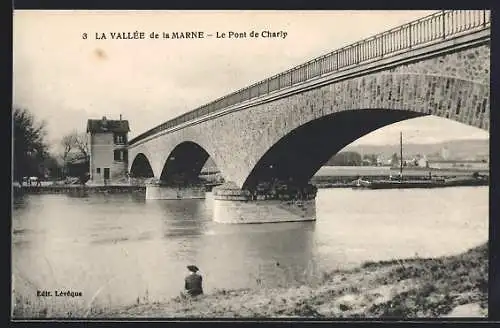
(129, 10), (490, 146)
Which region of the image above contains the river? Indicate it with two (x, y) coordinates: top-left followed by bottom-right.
(12, 186), (488, 316)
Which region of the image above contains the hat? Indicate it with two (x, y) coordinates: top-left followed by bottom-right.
(187, 265), (199, 272)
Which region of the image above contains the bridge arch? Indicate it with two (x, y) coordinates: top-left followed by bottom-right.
(239, 72), (489, 190)
(130, 153), (154, 178)
(242, 109), (428, 190)
(159, 141), (217, 185)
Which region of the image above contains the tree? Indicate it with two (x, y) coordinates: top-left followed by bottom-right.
(59, 130), (89, 178)
(363, 154), (379, 166)
(41, 155), (64, 180)
(60, 134), (76, 164)
(391, 153), (400, 167)
(73, 132), (89, 160)
(13, 108), (48, 182)
(326, 151), (362, 166)
(60, 130), (88, 162)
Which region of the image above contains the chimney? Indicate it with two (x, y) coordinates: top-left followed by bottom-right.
(102, 116), (107, 122)
(120, 114), (122, 121)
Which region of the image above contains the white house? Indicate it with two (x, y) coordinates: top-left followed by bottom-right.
(86, 116), (130, 185)
(416, 157), (428, 167)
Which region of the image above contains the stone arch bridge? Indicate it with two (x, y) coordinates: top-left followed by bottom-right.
(127, 10), (490, 223)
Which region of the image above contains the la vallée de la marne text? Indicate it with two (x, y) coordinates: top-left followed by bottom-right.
(37, 290), (83, 297)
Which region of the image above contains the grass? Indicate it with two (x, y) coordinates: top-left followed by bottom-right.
(12, 293), (112, 318)
(12, 242), (487, 319)
(365, 243), (488, 318)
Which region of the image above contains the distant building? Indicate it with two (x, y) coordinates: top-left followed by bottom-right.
(392, 155), (428, 168)
(440, 147), (450, 160)
(361, 159), (372, 166)
(379, 156), (392, 166)
(427, 159), (489, 171)
(416, 156), (428, 168)
(87, 116), (130, 184)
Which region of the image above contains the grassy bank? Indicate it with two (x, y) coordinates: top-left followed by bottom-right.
(90, 243), (487, 319)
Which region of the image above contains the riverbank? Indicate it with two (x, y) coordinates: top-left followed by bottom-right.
(94, 242), (487, 319)
(313, 177), (488, 189)
(12, 184), (146, 195)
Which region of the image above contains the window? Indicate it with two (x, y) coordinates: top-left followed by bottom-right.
(114, 134), (126, 144)
(114, 150), (128, 162)
(96, 168), (101, 174)
(114, 150), (121, 161)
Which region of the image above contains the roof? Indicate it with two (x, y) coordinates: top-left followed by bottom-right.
(86, 117), (130, 133)
(68, 157), (88, 165)
(66, 152), (89, 164)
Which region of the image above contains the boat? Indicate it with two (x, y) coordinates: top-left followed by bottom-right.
(351, 132), (489, 190)
(351, 178), (372, 188)
(362, 178), (445, 189)
(363, 176), (488, 189)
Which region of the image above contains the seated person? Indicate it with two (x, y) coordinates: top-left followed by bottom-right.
(184, 265), (203, 297)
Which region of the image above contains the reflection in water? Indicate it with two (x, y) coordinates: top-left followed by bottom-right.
(154, 199), (209, 238)
(194, 220), (318, 291)
(12, 187), (488, 315)
(67, 189), (90, 198)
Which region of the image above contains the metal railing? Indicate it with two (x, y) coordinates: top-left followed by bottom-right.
(129, 10), (490, 146)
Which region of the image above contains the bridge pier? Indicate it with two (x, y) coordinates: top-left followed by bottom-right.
(145, 183), (206, 200)
(212, 182), (317, 224)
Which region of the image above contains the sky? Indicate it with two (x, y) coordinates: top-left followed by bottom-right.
(13, 10), (489, 154)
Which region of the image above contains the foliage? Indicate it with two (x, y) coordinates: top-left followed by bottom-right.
(362, 154), (379, 166)
(326, 151), (362, 166)
(391, 152), (400, 166)
(58, 130), (90, 179)
(13, 108), (49, 181)
(60, 130), (89, 163)
(41, 155), (64, 180)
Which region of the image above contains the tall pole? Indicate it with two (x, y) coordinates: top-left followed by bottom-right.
(400, 131), (403, 181)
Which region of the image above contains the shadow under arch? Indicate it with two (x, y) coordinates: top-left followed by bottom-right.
(242, 109), (429, 190)
(160, 141), (217, 186)
(130, 153), (154, 178)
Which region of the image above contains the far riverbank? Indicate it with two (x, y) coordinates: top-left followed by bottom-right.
(13, 165), (488, 195)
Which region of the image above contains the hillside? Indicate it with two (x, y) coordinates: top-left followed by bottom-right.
(343, 139), (489, 159)
(200, 139), (489, 172)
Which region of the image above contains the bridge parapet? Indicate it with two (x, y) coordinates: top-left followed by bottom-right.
(129, 10), (490, 146)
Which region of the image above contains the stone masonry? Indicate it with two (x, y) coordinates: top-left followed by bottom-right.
(129, 33), (490, 190)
